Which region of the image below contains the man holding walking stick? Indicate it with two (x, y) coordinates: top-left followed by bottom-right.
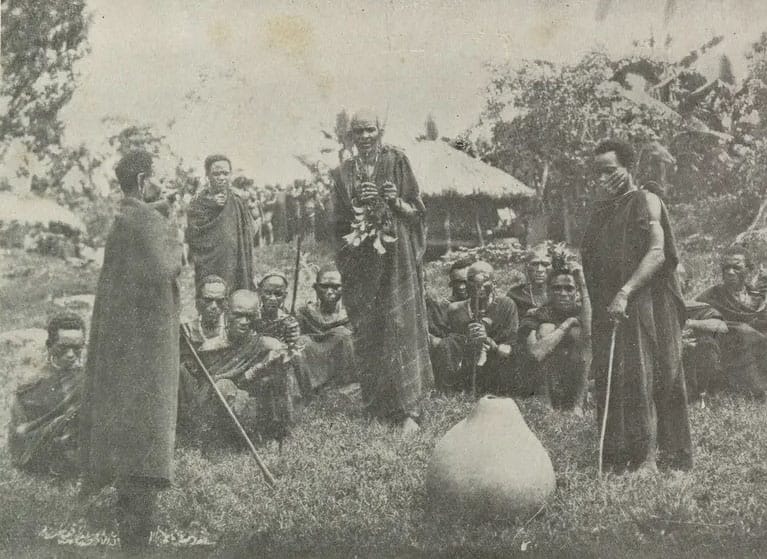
(581, 139), (692, 475)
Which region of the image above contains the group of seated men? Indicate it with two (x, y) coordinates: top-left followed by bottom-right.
(427, 245), (592, 415)
(7, 265), (356, 476)
(426, 243), (767, 415)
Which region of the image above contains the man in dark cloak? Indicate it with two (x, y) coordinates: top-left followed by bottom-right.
(186, 154), (255, 296)
(687, 246), (767, 399)
(582, 139), (692, 473)
(79, 150), (182, 549)
(519, 262), (592, 414)
(8, 313), (85, 478)
(507, 244), (552, 316)
(297, 265), (357, 391)
(332, 109), (433, 435)
(441, 261), (519, 395)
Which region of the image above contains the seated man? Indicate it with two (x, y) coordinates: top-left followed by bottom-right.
(682, 301), (728, 400)
(296, 265), (357, 392)
(255, 271), (311, 395)
(178, 275), (229, 433)
(440, 261), (519, 395)
(518, 262), (592, 414)
(180, 290), (301, 444)
(688, 246), (767, 399)
(8, 313), (85, 477)
(508, 243), (551, 316)
(427, 258), (471, 389)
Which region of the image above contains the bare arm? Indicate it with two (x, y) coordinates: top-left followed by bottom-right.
(573, 267), (592, 407)
(607, 192), (666, 320)
(526, 318), (579, 363)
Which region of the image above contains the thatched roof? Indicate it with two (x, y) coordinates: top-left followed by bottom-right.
(402, 140), (535, 198)
(0, 193), (85, 233)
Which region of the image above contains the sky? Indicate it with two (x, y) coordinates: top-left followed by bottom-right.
(61, 0), (767, 185)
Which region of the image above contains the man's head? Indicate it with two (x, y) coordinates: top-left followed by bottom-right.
(204, 154), (232, 192)
(226, 290), (260, 344)
(720, 245), (752, 292)
(314, 265), (342, 310)
(593, 139), (635, 197)
(448, 258), (473, 301)
(46, 313), (86, 371)
(525, 244), (552, 287)
(115, 150), (160, 200)
(196, 275), (228, 327)
(350, 109), (382, 157)
(548, 271), (578, 313)
(258, 272), (289, 315)
(467, 261), (495, 304)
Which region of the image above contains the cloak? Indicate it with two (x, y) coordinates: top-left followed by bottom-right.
(79, 197), (181, 489)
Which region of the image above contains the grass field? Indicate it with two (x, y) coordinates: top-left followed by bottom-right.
(2, 235), (767, 558)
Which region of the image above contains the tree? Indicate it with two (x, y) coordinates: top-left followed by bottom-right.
(1, 0), (90, 157)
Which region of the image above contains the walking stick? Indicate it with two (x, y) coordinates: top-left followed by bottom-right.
(598, 322), (619, 478)
(290, 215), (303, 316)
(181, 325), (277, 489)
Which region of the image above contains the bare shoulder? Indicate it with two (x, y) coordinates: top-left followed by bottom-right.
(639, 189), (663, 220)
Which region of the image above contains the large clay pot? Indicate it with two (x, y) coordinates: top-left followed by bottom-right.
(426, 396), (556, 522)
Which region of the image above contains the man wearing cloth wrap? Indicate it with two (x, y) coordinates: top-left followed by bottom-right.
(331, 109), (433, 435)
(582, 139), (692, 473)
(79, 150), (182, 549)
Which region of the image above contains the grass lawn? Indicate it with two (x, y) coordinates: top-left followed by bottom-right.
(1, 239), (767, 558)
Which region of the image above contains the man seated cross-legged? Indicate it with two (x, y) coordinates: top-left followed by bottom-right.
(179, 289), (302, 445)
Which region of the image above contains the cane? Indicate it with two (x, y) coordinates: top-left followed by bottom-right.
(598, 321), (619, 478)
(181, 325), (277, 489)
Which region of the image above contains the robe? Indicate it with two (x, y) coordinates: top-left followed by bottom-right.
(297, 302), (357, 390)
(186, 189), (255, 296)
(79, 197), (181, 490)
(692, 286), (767, 397)
(179, 329), (298, 443)
(332, 145), (433, 420)
(8, 364), (80, 477)
(436, 295), (519, 395)
(507, 282), (547, 317)
(582, 189), (692, 472)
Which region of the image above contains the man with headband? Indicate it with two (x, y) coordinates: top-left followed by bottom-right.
(331, 109), (432, 435)
(8, 313), (86, 477)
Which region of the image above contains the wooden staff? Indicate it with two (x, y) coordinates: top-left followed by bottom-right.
(598, 322), (619, 478)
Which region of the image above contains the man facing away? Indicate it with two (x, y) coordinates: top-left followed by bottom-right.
(79, 150), (182, 549)
(582, 139), (692, 474)
(8, 313), (86, 478)
(186, 154), (255, 296)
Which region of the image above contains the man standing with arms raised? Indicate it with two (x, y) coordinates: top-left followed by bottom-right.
(332, 109), (432, 435)
(186, 154), (255, 296)
(79, 150), (182, 550)
(582, 139), (692, 474)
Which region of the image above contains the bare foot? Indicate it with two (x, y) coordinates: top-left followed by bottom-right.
(633, 459), (658, 476)
(400, 416), (420, 437)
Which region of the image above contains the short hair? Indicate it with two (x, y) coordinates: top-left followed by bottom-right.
(199, 274), (227, 295)
(46, 313), (85, 348)
(595, 139), (635, 169)
(258, 271), (288, 288)
(547, 268), (574, 286)
(115, 150), (153, 193)
(449, 257), (474, 273)
(204, 154), (232, 175)
(315, 264), (340, 283)
(722, 244), (753, 269)
(467, 260), (494, 281)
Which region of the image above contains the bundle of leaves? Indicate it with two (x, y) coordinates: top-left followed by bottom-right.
(343, 196), (397, 255)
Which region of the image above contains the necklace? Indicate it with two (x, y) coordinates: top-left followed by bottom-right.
(527, 284), (546, 307)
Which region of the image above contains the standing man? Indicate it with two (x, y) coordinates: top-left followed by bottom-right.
(332, 109), (433, 435)
(79, 150), (182, 550)
(186, 154), (255, 296)
(582, 139), (692, 473)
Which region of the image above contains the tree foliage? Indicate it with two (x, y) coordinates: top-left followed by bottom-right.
(1, 0), (90, 156)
